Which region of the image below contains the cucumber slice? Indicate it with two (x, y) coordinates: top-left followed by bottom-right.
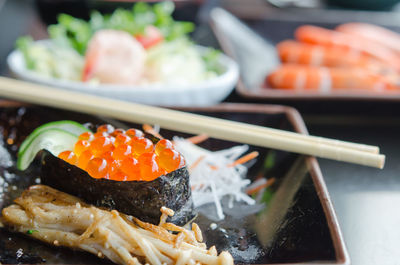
(19, 120), (89, 158)
(17, 128), (78, 171)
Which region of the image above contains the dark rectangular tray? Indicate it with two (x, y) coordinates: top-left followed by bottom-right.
(211, 3), (400, 101)
(0, 102), (348, 264)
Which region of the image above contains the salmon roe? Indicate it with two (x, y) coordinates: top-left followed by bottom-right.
(58, 125), (185, 181)
(86, 158), (109, 179)
(93, 131), (109, 138)
(109, 170), (128, 181)
(114, 134), (131, 147)
(78, 150), (94, 169)
(78, 132), (94, 141)
(112, 144), (132, 161)
(120, 157), (140, 180)
(110, 128), (125, 137)
(138, 153), (164, 181)
(90, 136), (114, 156)
(131, 137), (154, 157)
(101, 150), (114, 162)
(107, 159), (120, 177)
(58, 150), (77, 165)
(97, 124), (115, 134)
(158, 148), (181, 173)
(126, 128), (144, 138)
(74, 140), (90, 156)
(155, 139), (173, 155)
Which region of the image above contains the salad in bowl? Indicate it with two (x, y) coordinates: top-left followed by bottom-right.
(8, 2), (238, 106)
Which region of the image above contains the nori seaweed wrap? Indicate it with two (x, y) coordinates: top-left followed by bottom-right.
(41, 150), (195, 225)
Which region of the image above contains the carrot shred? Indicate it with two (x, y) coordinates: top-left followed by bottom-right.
(189, 155), (206, 172)
(185, 134), (209, 144)
(246, 177), (276, 195)
(191, 183), (205, 191)
(142, 124), (163, 139)
(228, 151), (259, 167)
(209, 165), (218, 170)
(209, 151), (259, 170)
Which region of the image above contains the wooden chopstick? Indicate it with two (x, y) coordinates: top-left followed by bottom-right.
(0, 77), (385, 168)
(193, 116), (379, 154)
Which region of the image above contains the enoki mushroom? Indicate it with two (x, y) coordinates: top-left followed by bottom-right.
(1, 185), (233, 265)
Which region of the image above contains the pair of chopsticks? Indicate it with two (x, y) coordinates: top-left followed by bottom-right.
(0, 77), (385, 169)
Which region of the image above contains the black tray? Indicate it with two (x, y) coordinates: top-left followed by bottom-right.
(0, 102), (348, 265)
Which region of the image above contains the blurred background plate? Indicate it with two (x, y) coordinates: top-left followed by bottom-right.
(210, 7), (400, 101)
(7, 41), (239, 107)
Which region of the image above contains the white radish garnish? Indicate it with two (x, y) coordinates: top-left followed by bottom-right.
(173, 137), (256, 220)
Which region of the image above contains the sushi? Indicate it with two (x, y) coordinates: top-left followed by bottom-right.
(2, 120), (237, 265)
(17, 121), (194, 225)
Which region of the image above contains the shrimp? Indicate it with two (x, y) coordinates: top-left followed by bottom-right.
(135, 26), (164, 49)
(295, 25), (400, 71)
(336, 23), (400, 55)
(82, 29), (146, 84)
(265, 64), (397, 91)
(277, 40), (393, 73)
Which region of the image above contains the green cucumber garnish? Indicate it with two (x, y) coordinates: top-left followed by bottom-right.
(18, 120), (89, 160)
(17, 128), (79, 171)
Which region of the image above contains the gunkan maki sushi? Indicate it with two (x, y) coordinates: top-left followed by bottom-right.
(17, 121), (194, 225)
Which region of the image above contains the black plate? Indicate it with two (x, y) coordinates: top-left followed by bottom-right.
(0, 103), (348, 265)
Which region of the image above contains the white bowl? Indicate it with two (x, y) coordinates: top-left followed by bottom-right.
(7, 42), (239, 107)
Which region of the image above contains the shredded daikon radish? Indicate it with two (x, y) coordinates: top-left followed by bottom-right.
(173, 137), (255, 220)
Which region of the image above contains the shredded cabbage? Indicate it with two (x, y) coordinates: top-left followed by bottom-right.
(16, 37), (84, 81)
(144, 39), (218, 85)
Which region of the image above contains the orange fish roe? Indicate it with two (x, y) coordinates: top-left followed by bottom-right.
(126, 128), (144, 138)
(114, 134), (131, 147)
(112, 144), (132, 161)
(120, 157), (140, 180)
(101, 150), (113, 160)
(158, 148), (181, 173)
(107, 159), (120, 177)
(57, 124), (185, 181)
(97, 124), (115, 134)
(78, 132), (94, 141)
(131, 137), (153, 157)
(74, 140), (90, 156)
(155, 139), (174, 156)
(109, 170), (128, 181)
(58, 150), (77, 165)
(78, 150), (94, 169)
(90, 136), (114, 156)
(110, 128), (125, 137)
(138, 153), (163, 181)
(86, 158), (109, 179)
(109, 136), (116, 144)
